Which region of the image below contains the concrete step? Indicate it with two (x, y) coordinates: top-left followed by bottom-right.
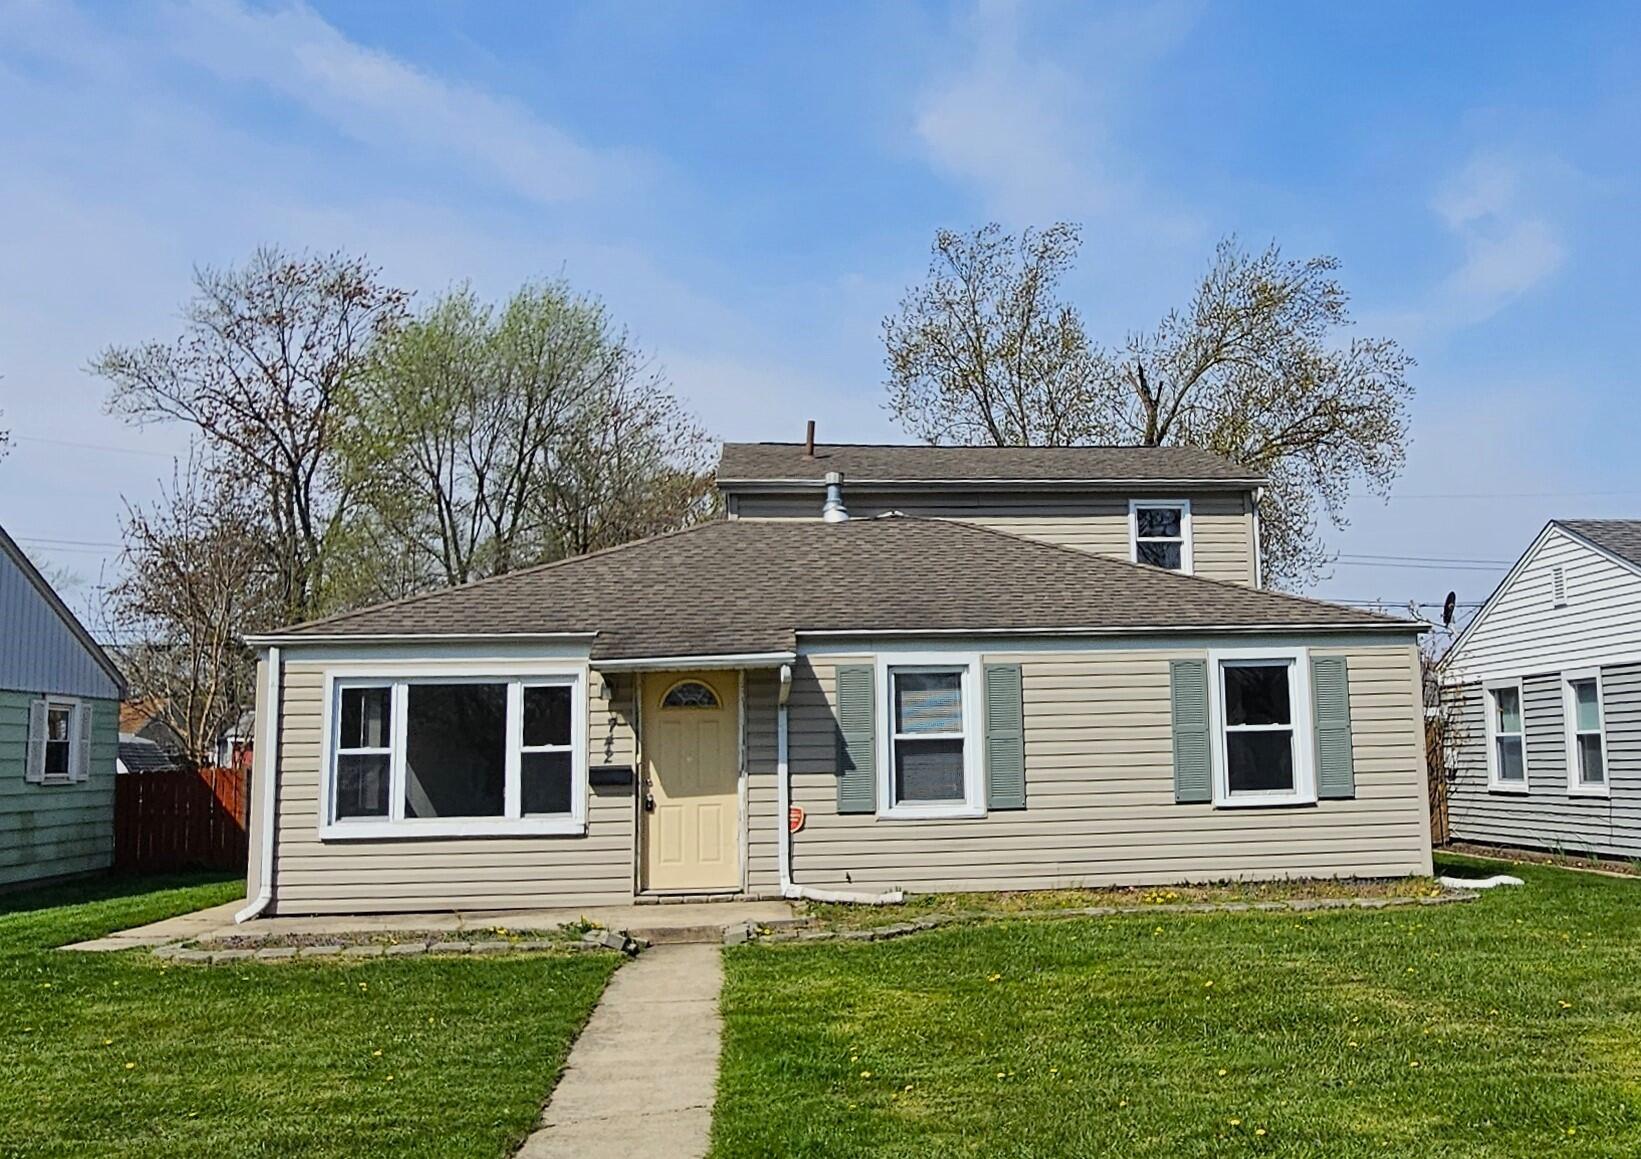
(625, 923), (726, 945)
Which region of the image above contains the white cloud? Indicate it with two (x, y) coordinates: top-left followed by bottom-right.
(1429, 154), (1566, 328)
(159, 0), (642, 206)
(913, 0), (1199, 234)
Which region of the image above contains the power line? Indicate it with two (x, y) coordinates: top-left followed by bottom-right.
(1330, 559), (1504, 572)
(1386, 488), (1641, 501)
(1335, 551), (1514, 566)
(12, 433), (181, 459)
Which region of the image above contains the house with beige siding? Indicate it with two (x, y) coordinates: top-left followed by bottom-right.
(238, 443), (1432, 919)
(0, 523), (125, 889)
(1439, 519), (1641, 859)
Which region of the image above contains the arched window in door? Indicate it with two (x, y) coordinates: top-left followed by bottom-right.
(661, 680), (720, 709)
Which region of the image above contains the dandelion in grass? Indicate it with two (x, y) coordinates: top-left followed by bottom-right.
(1217, 1068), (1228, 1077)
(372, 1049), (383, 1057)
(124, 1062), (136, 1070)
(1255, 1128), (1267, 1137)
(1229, 1118), (1242, 1126)
(988, 973), (1002, 983)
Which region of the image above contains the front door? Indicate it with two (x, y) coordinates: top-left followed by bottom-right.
(642, 671), (740, 892)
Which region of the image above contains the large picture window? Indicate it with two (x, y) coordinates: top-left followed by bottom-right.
(324, 672), (586, 839)
(876, 656), (984, 819)
(1210, 650), (1315, 807)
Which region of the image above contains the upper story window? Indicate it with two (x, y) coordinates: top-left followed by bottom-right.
(1130, 500), (1193, 573)
(1485, 682), (1527, 792)
(324, 672), (587, 839)
(1563, 672), (1607, 796)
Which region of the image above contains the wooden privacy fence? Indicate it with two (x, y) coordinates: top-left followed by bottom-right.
(115, 767), (250, 873)
(1425, 714), (1450, 846)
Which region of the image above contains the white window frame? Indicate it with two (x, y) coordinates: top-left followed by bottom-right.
(1208, 647), (1315, 808)
(875, 652), (985, 820)
(319, 666), (588, 840)
(1129, 499), (1194, 574)
(1562, 669), (1609, 798)
(35, 697), (83, 786)
(1483, 678), (1528, 794)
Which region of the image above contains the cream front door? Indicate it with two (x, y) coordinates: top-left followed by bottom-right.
(642, 671), (740, 892)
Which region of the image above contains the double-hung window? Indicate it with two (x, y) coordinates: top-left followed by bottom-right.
(877, 656), (983, 819)
(1564, 672), (1607, 796)
(324, 671), (586, 839)
(1210, 650), (1315, 806)
(1485, 682), (1527, 792)
(1130, 500), (1192, 573)
(27, 698), (86, 785)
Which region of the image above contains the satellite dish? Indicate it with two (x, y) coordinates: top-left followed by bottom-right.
(1442, 591), (1457, 627)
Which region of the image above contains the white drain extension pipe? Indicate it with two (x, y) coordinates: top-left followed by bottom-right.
(776, 661), (904, 906)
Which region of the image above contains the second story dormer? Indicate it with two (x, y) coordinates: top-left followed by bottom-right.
(717, 440), (1267, 588)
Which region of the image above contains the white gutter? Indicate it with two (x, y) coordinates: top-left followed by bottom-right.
(244, 631), (597, 646)
(235, 646), (281, 924)
(594, 650), (797, 672)
(794, 621), (1428, 639)
(775, 661), (904, 906)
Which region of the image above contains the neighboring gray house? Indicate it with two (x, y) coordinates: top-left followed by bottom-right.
(237, 443), (1431, 919)
(1439, 519), (1641, 859)
(0, 524), (126, 888)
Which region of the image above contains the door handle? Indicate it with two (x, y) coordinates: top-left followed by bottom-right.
(643, 792), (656, 813)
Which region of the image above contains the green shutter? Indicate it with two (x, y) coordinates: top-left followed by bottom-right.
(1312, 655), (1356, 799)
(984, 663), (1026, 810)
(835, 664), (876, 814)
(1170, 660), (1212, 804)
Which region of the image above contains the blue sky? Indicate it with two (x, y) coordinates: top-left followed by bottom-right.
(1, 0), (1638, 627)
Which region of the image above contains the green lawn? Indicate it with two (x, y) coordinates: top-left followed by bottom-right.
(0, 873), (618, 1158)
(715, 855), (1641, 1157)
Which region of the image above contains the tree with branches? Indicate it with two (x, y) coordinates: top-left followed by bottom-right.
(883, 224), (1414, 588)
(92, 248), (408, 621)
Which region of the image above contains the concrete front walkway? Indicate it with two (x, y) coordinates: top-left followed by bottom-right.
(518, 944), (724, 1159)
(62, 899), (246, 951)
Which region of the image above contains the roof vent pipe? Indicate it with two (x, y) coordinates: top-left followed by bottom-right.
(803, 419), (816, 458)
(821, 471), (848, 523)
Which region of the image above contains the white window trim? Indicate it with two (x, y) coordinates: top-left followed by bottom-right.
(874, 652), (985, 820)
(319, 666), (588, 840)
(35, 697), (84, 786)
(1562, 668), (1610, 798)
(1129, 498), (1194, 575)
(1483, 677), (1529, 794)
(1207, 647), (1315, 808)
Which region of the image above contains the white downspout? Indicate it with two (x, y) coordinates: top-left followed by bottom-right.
(235, 646), (281, 924)
(777, 661), (904, 906)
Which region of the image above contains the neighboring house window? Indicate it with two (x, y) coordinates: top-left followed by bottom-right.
(1209, 649), (1315, 807)
(27, 698), (86, 786)
(1485, 682), (1527, 792)
(876, 655), (983, 819)
(324, 673), (586, 838)
(1130, 500), (1192, 573)
(1563, 671), (1607, 795)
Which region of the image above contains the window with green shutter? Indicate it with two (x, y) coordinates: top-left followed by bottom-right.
(983, 663), (1025, 810)
(1170, 660), (1212, 803)
(834, 664), (876, 813)
(1311, 656), (1355, 799)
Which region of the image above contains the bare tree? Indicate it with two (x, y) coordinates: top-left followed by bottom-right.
(884, 224), (1109, 446)
(103, 460), (278, 767)
(92, 248), (408, 621)
(343, 280), (713, 589)
(884, 226), (1414, 588)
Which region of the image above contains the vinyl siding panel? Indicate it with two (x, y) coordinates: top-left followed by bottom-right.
(267, 663), (639, 915)
(1445, 662), (1641, 857)
(744, 642), (1430, 894)
(731, 489), (1259, 587)
(1443, 527), (1641, 683)
(0, 692), (117, 887)
(0, 545), (122, 701)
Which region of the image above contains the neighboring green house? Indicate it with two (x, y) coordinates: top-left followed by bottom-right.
(0, 523), (125, 889)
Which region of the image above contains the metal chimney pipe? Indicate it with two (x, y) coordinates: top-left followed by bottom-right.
(804, 419), (816, 458)
(821, 471), (848, 522)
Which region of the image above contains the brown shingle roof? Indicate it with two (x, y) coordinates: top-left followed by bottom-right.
(264, 517), (1412, 658)
(716, 442), (1262, 486)
(1559, 520), (1641, 569)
